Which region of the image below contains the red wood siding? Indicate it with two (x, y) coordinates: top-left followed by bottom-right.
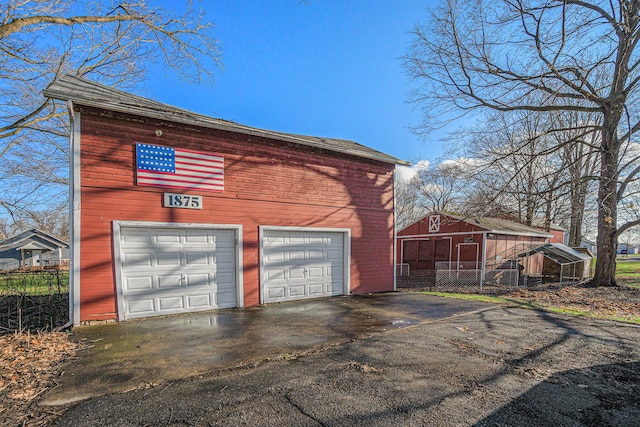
(397, 214), (487, 270)
(397, 214), (548, 275)
(77, 107), (395, 321)
(398, 214), (486, 237)
(548, 229), (565, 244)
(484, 235), (547, 274)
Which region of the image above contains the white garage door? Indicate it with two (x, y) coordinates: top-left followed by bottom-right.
(115, 224), (238, 320)
(261, 229), (348, 304)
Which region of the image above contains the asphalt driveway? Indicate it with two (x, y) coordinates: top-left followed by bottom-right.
(42, 292), (490, 406)
(47, 295), (640, 426)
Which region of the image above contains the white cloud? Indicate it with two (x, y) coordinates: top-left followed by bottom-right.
(440, 157), (483, 169)
(395, 160), (429, 183)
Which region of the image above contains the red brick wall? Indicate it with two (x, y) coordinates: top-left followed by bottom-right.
(77, 107), (395, 321)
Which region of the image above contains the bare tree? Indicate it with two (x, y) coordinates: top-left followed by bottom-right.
(413, 161), (468, 213)
(453, 109), (563, 225)
(405, 0), (640, 286)
(550, 111), (600, 246)
(395, 178), (425, 230)
(0, 1), (221, 229)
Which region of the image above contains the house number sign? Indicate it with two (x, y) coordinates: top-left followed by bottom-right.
(163, 193), (203, 209)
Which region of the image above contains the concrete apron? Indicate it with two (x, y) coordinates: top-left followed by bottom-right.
(42, 293), (491, 406)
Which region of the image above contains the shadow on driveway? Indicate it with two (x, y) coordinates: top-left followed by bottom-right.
(42, 292), (491, 405)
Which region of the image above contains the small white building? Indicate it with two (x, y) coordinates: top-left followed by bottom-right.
(0, 229), (69, 271)
(580, 239), (597, 255)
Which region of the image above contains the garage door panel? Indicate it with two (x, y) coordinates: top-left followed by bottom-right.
(214, 271), (235, 284)
(288, 267), (305, 279)
(157, 252), (182, 266)
(127, 298), (155, 315)
(308, 283), (324, 295)
(213, 251), (235, 264)
(214, 263), (235, 274)
(288, 235), (304, 244)
(262, 229), (346, 304)
(288, 285), (306, 297)
(327, 235), (343, 244)
(158, 296), (184, 311)
(185, 273), (210, 287)
(121, 229), (152, 244)
(266, 268), (285, 280)
(215, 291), (236, 307)
(125, 276), (153, 291)
(265, 234), (285, 244)
(185, 252), (210, 265)
(154, 230), (181, 243)
(122, 252), (152, 268)
(307, 266), (324, 277)
(267, 287), (285, 299)
(118, 225), (238, 320)
(187, 294), (212, 308)
(157, 274), (183, 289)
(266, 251), (285, 262)
(184, 231), (209, 243)
(308, 235), (323, 243)
(212, 237), (235, 249)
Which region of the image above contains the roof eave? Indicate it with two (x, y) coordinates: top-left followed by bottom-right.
(487, 230), (554, 238)
(43, 78), (410, 167)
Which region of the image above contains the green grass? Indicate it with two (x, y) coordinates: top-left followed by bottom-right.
(616, 259), (640, 276)
(0, 271), (69, 296)
(418, 291), (640, 325)
(615, 258), (640, 289)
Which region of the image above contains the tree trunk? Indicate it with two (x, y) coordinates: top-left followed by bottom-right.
(544, 190), (553, 232)
(568, 191), (585, 247)
(591, 122), (620, 287)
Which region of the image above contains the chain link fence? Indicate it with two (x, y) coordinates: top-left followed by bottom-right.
(435, 269), (486, 292)
(397, 267), (545, 294)
(0, 270), (69, 333)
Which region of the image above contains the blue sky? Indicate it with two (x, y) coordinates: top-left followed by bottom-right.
(147, 0), (446, 167)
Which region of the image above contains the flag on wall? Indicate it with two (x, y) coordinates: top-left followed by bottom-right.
(135, 143), (224, 192)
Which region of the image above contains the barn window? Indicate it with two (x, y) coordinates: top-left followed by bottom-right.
(428, 215), (440, 232)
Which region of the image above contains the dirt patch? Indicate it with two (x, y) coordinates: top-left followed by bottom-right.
(0, 332), (80, 426)
(503, 283), (640, 320)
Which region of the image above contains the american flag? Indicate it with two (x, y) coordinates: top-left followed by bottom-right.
(135, 143), (224, 192)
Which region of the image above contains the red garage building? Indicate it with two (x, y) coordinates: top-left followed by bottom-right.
(45, 75), (408, 324)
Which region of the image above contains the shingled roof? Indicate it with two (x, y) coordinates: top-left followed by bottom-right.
(405, 211), (553, 238)
(468, 215), (554, 238)
(44, 75), (409, 166)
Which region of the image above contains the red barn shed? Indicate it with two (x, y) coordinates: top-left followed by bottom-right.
(397, 212), (551, 288)
(45, 75), (408, 324)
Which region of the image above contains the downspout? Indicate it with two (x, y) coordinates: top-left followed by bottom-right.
(480, 232), (487, 292)
(68, 101), (82, 326)
(393, 168), (397, 291)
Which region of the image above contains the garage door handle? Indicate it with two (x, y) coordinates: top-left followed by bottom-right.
(180, 275), (186, 286)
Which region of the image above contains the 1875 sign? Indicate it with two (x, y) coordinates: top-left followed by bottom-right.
(163, 193), (203, 210)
